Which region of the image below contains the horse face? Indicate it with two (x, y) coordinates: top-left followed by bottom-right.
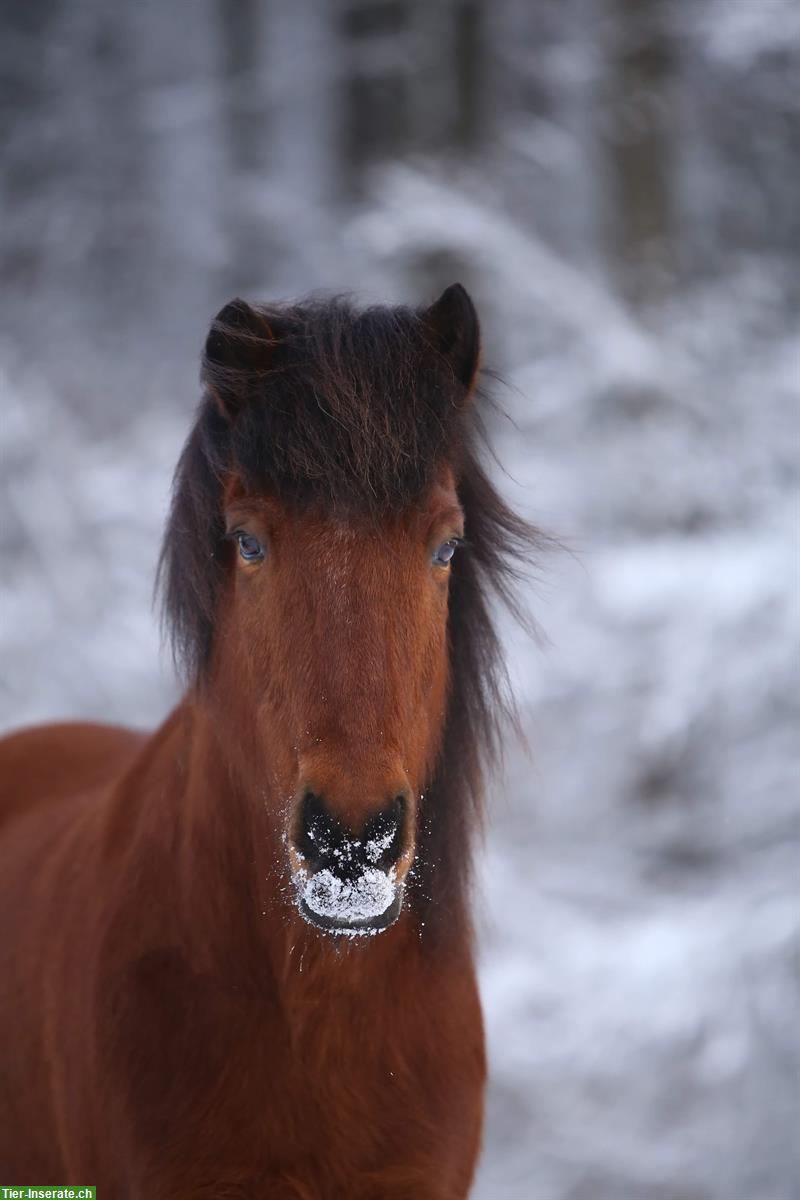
(219, 472), (463, 935)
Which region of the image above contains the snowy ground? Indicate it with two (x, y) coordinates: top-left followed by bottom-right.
(1, 162), (798, 1196)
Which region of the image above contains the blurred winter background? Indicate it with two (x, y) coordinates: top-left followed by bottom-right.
(1, 0), (798, 1195)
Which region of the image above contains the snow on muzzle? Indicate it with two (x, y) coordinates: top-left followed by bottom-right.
(288, 791), (412, 936)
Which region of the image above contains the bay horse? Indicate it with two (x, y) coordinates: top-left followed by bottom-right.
(0, 285), (535, 1198)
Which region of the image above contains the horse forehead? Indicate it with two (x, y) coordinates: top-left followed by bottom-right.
(296, 513), (407, 560)
(312, 521), (408, 593)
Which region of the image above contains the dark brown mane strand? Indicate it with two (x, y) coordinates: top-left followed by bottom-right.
(414, 404), (540, 930)
(158, 294), (540, 932)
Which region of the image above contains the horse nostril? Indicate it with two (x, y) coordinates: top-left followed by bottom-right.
(363, 794), (406, 869)
(294, 791), (361, 881)
(295, 791), (338, 872)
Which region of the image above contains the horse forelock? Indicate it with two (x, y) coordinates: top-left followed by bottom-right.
(223, 298), (465, 514)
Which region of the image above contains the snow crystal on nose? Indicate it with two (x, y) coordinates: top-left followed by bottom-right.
(364, 827), (397, 864)
(302, 867), (395, 923)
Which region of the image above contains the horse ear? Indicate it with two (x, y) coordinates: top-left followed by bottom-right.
(203, 298), (277, 422)
(422, 283), (481, 396)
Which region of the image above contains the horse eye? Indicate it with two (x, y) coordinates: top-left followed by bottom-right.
(236, 532), (265, 563)
(432, 540), (459, 567)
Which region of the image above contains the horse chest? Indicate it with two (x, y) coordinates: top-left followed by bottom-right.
(99, 946), (483, 1197)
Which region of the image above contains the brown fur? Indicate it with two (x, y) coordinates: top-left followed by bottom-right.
(0, 286), (538, 1197)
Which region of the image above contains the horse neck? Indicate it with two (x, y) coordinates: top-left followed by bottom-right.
(186, 698), (291, 965)
(102, 697), (271, 973)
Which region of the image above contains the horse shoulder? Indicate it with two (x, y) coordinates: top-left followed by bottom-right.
(0, 721), (144, 826)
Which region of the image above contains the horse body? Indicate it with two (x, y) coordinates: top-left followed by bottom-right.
(0, 286), (534, 1197)
(0, 711), (483, 1197)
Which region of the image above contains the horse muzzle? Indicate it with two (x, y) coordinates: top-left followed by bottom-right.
(288, 788), (413, 936)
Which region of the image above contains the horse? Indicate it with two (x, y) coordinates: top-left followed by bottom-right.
(0, 284), (536, 1198)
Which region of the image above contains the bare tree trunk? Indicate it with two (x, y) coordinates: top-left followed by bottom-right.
(338, 0), (412, 196)
(216, 0), (275, 293)
(453, 0), (483, 151)
(607, 0), (677, 308)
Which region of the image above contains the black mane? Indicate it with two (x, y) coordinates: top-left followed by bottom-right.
(159, 293), (539, 930)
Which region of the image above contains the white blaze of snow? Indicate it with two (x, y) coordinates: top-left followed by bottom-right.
(301, 867), (395, 922)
